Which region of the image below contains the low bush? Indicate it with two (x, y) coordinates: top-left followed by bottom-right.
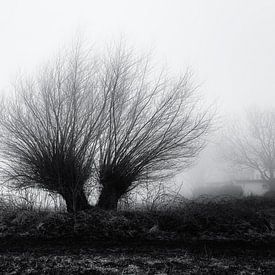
(0, 196), (274, 244)
(263, 190), (275, 198)
(192, 184), (244, 199)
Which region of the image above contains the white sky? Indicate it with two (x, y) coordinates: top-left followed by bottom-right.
(1, 0), (274, 197)
(0, 0), (275, 115)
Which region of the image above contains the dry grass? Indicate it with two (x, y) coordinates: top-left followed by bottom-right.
(0, 195), (274, 245)
(0, 247), (274, 274)
(0, 195), (274, 273)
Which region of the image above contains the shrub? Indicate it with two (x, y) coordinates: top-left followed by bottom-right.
(192, 184), (244, 199)
(0, 195), (273, 243)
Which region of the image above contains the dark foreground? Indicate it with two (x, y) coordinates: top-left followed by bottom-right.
(0, 196), (275, 274)
(0, 242), (275, 274)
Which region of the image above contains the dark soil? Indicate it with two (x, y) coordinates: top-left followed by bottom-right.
(0, 244), (274, 274)
(0, 196), (275, 274)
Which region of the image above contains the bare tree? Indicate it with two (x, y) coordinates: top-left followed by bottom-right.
(0, 43), (108, 213)
(220, 109), (275, 192)
(0, 42), (212, 212)
(95, 46), (212, 210)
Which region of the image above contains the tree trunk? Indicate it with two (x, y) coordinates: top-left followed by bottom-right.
(97, 186), (121, 210)
(62, 189), (91, 213)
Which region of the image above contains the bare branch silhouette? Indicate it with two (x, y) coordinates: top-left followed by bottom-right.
(96, 45), (213, 210)
(0, 43), (108, 213)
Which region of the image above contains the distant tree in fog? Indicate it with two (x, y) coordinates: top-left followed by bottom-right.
(95, 45), (213, 210)
(220, 109), (275, 192)
(0, 42), (108, 213)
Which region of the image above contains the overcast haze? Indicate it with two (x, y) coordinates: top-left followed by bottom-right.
(0, 3), (274, 267)
(0, 0), (275, 115)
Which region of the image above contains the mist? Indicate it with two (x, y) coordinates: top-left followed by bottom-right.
(0, 2), (274, 272)
(1, 0), (275, 111)
(1, 1), (275, 198)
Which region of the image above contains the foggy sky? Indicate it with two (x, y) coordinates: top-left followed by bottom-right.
(0, 0), (275, 115)
(1, 0), (274, 198)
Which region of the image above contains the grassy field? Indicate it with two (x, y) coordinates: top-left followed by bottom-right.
(0, 246), (274, 274)
(0, 196), (274, 274)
